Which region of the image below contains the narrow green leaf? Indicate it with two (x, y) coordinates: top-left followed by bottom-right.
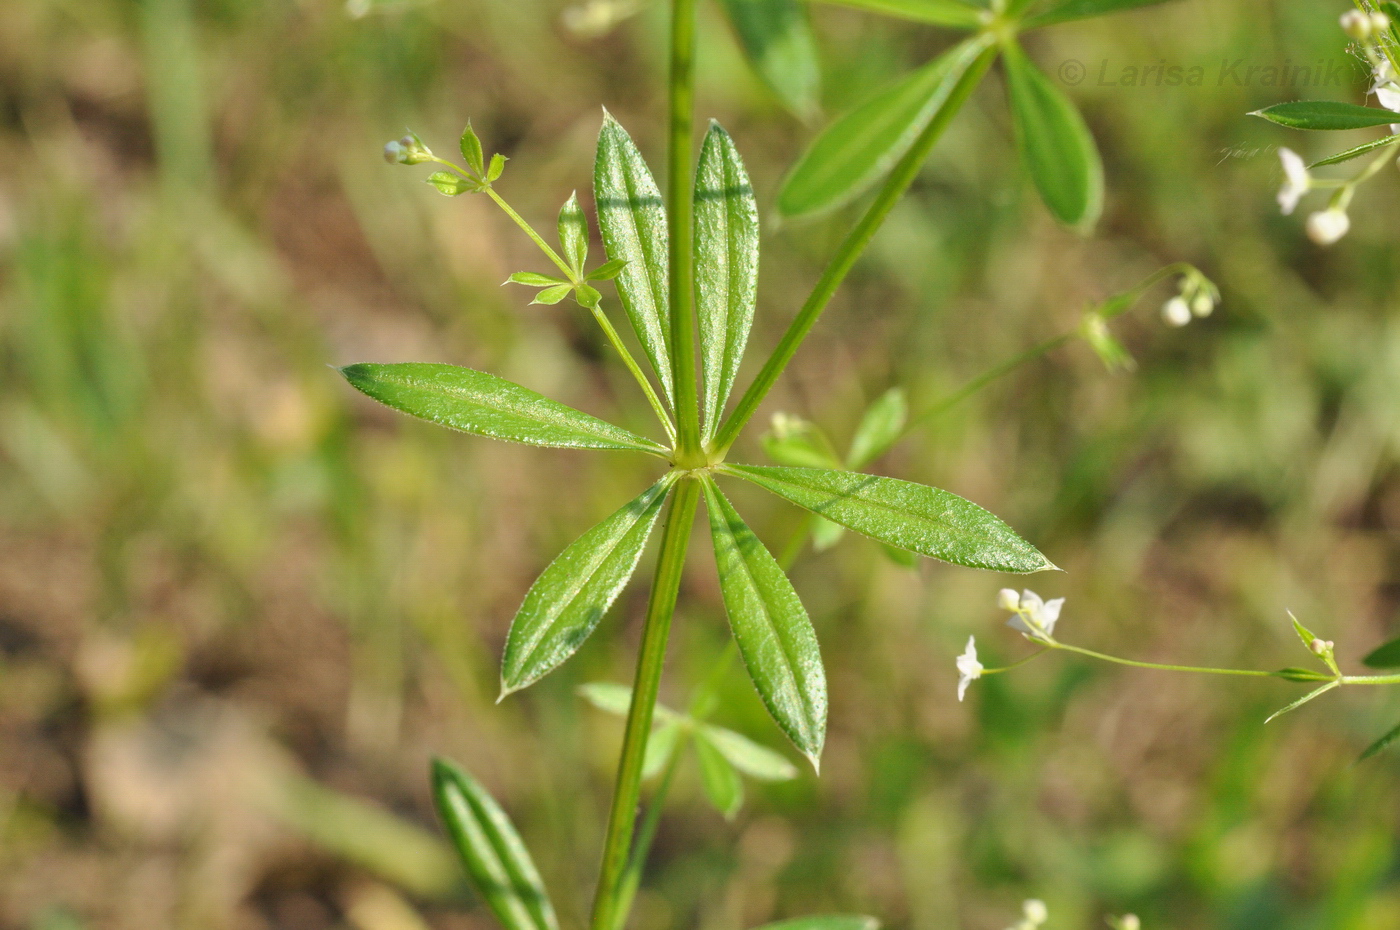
(718, 0), (822, 120)
(1273, 667), (1331, 683)
(431, 757), (559, 930)
(753, 916), (880, 930)
(502, 477), (676, 694)
(460, 123), (485, 175)
(488, 152), (507, 181)
(811, 516), (845, 551)
(1363, 636), (1400, 669)
(1359, 719), (1400, 762)
(703, 479), (827, 767)
(1251, 101), (1400, 131)
(508, 272), (569, 287)
(1287, 610), (1317, 651)
(643, 721), (683, 777)
(695, 731), (746, 818)
(1022, 0), (1173, 29)
(558, 191), (589, 274)
(814, 0), (982, 26)
(1309, 135), (1400, 168)
(695, 122), (760, 442)
(722, 464), (1055, 573)
(846, 387), (907, 469)
(427, 171), (473, 196)
(778, 35), (993, 217)
(700, 724), (800, 781)
(1003, 40), (1104, 230)
(1263, 680), (1339, 724)
(578, 682), (681, 721)
(532, 284), (574, 305)
(586, 258), (629, 281)
(762, 415), (843, 469)
(339, 363), (668, 455)
(594, 114), (674, 404)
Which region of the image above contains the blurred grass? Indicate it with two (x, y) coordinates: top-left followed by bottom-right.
(1, 0), (1399, 928)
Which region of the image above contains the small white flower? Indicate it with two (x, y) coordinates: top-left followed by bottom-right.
(1022, 899), (1049, 925)
(1004, 589), (1065, 640)
(1374, 60), (1400, 119)
(1372, 11), (1392, 33)
(1306, 207), (1351, 246)
(1115, 917), (1141, 930)
(1191, 291), (1215, 318)
(956, 636), (983, 701)
(1341, 8), (1373, 40)
(1161, 296), (1192, 327)
(998, 588), (1022, 612)
(1276, 147), (1309, 216)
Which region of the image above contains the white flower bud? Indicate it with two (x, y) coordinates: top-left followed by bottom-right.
(1022, 900), (1049, 925)
(1162, 296), (1192, 327)
(1191, 292), (1215, 318)
(998, 588), (1022, 612)
(1341, 9), (1373, 40)
(1372, 11), (1391, 33)
(1118, 916), (1141, 930)
(383, 140), (406, 163)
(1306, 208), (1350, 246)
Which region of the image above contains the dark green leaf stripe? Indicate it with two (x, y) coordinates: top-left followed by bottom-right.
(703, 478), (827, 766)
(718, 0), (822, 120)
(1023, 0), (1173, 29)
(778, 36), (992, 217)
(1252, 101), (1400, 131)
(431, 757), (559, 930)
(594, 114), (674, 404)
(502, 476), (677, 695)
(1363, 635), (1400, 669)
(815, 0), (982, 27)
(722, 464), (1055, 573)
(340, 363), (667, 455)
(1003, 40), (1103, 230)
(695, 122), (760, 442)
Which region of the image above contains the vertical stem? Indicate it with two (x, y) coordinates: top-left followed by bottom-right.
(590, 478), (702, 930)
(667, 0), (702, 459)
(712, 43), (998, 456)
(610, 728), (691, 930)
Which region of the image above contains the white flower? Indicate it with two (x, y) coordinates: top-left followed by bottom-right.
(1306, 208), (1351, 245)
(1191, 291), (1215, 318)
(1022, 900), (1049, 925)
(1161, 296), (1192, 327)
(1004, 589), (1065, 641)
(1276, 147), (1309, 215)
(1373, 60), (1400, 125)
(1341, 8), (1373, 40)
(998, 588), (1022, 612)
(1113, 917), (1141, 930)
(956, 636), (983, 702)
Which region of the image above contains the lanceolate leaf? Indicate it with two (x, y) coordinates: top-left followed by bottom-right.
(1022, 0), (1174, 29)
(594, 115), (674, 404)
(1363, 636), (1400, 669)
(846, 387), (908, 470)
(703, 479), (827, 767)
(340, 363), (667, 455)
(431, 757), (559, 930)
(718, 0), (822, 121)
(814, 0), (982, 27)
(695, 731), (745, 818)
(1003, 40), (1103, 230)
(721, 464), (1055, 573)
(1251, 101), (1400, 131)
(1359, 719), (1400, 762)
(502, 476), (677, 695)
(1309, 135), (1400, 168)
(701, 724), (800, 780)
(558, 191), (588, 274)
(778, 35), (993, 217)
(753, 916), (881, 930)
(695, 123), (760, 443)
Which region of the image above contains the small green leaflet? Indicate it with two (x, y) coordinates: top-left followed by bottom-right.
(1022, 0), (1174, 29)
(1363, 635), (1400, 669)
(1263, 680), (1339, 725)
(594, 114), (674, 405)
(695, 123), (760, 443)
(1309, 135), (1400, 168)
(718, 0), (822, 121)
(703, 478), (827, 767)
(340, 363), (668, 455)
(461, 123), (485, 175)
(1251, 101), (1400, 131)
(1359, 719), (1400, 762)
(427, 171), (476, 196)
(501, 476), (677, 696)
(752, 916), (880, 930)
(700, 724), (800, 780)
(1003, 40), (1104, 230)
(695, 731), (745, 818)
(431, 757), (559, 930)
(558, 192), (589, 275)
(721, 464), (1055, 573)
(813, 0), (982, 27)
(778, 36), (993, 217)
(846, 387), (907, 470)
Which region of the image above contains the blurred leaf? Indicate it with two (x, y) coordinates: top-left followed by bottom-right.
(558, 191), (589, 274)
(1308, 135), (1400, 168)
(815, 0), (981, 27)
(1082, 313), (1136, 373)
(701, 724), (800, 780)
(695, 123), (760, 442)
(595, 114), (674, 404)
(778, 36), (993, 216)
(880, 542), (919, 566)
(703, 479), (827, 767)
(339, 363), (668, 455)
(508, 272), (569, 287)
(1263, 680), (1339, 724)
(763, 415), (842, 468)
(1273, 667), (1331, 682)
(1251, 101), (1400, 131)
(579, 682), (682, 720)
(426, 171), (473, 196)
(1363, 636), (1400, 669)
(695, 731), (745, 818)
(718, 0), (822, 120)
(460, 123), (485, 174)
(811, 516), (845, 551)
(1022, 0), (1173, 28)
(1003, 40), (1103, 230)
(722, 464), (1055, 573)
(1359, 719), (1400, 762)
(531, 284), (574, 305)
(753, 916), (880, 930)
(587, 258), (629, 281)
(644, 721), (684, 777)
(488, 152), (507, 181)
(502, 476), (676, 695)
(846, 387), (907, 469)
(431, 758), (559, 930)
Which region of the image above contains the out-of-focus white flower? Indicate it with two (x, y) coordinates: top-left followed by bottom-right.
(1113, 916), (1141, 930)
(956, 636), (983, 702)
(998, 588), (1022, 612)
(1373, 60), (1400, 128)
(1373, 11), (1392, 33)
(1306, 207), (1351, 245)
(1162, 296), (1192, 327)
(1276, 147), (1310, 215)
(1191, 291), (1215, 317)
(1341, 8), (1374, 40)
(1003, 589), (1064, 641)
(1022, 900), (1048, 925)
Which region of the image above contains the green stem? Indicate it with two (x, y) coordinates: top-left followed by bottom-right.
(1342, 673), (1400, 685)
(711, 41), (998, 457)
(667, 0), (702, 460)
(610, 727), (691, 930)
(585, 302), (679, 446)
(590, 478), (701, 930)
(1051, 641), (1277, 678)
(483, 186), (578, 281)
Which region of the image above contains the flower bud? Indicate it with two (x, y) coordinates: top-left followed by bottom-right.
(1309, 638), (1335, 656)
(1191, 292), (1215, 318)
(1372, 11), (1391, 33)
(1118, 917), (1141, 930)
(1306, 208), (1350, 246)
(998, 588), (1022, 612)
(1162, 296), (1192, 327)
(1341, 9), (1373, 40)
(1022, 900), (1048, 925)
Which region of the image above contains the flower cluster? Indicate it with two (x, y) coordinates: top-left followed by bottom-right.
(1159, 272), (1218, 328)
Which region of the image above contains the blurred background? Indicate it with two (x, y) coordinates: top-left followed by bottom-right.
(2, 0), (1400, 927)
